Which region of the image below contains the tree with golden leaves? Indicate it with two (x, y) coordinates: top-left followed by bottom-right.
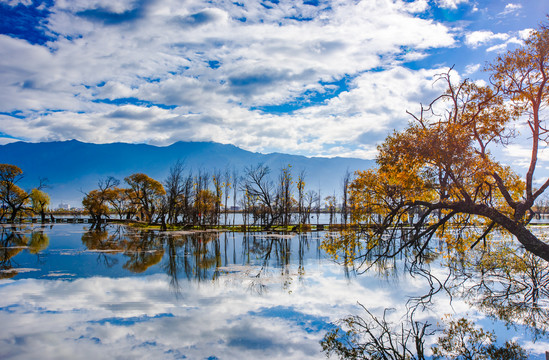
(30, 188), (50, 223)
(348, 23), (549, 262)
(0, 164), (46, 222)
(82, 176), (119, 223)
(125, 173), (166, 224)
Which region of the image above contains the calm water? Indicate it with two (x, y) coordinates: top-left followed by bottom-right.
(0, 223), (547, 359)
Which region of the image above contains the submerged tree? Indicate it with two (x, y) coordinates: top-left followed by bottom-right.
(241, 164), (278, 229)
(0, 164), (29, 222)
(125, 173), (166, 224)
(82, 176), (119, 223)
(0, 164), (48, 222)
(30, 189), (50, 222)
(347, 23), (549, 262)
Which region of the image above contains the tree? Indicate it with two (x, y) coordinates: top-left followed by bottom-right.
(276, 165), (293, 226)
(321, 305), (432, 360)
(194, 189), (218, 226)
(192, 170), (210, 225)
(321, 308), (527, 360)
(348, 23), (549, 262)
(231, 168), (240, 226)
(125, 173), (166, 224)
(82, 189), (110, 222)
(28, 231), (49, 254)
(241, 164), (278, 229)
(212, 169), (223, 225)
(30, 188), (50, 222)
(325, 194), (337, 225)
(222, 168), (232, 225)
(304, 190), (319, 224)
(164, 160), (186, 225)
(297, 170), (306, 225)
(0, 164), (34, 222)
(341, 170), (351, 226)
(82, 176), (119, 223)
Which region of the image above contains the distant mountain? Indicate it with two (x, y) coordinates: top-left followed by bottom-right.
(0, 140), (374, 207)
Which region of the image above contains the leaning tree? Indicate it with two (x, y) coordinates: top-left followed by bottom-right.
(344, 23), (549, 263)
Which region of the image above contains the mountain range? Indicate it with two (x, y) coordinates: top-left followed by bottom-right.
(0, 140), (375, 208)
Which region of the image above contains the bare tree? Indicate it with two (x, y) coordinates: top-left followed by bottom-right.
(164, 160), (186, 225)
(241, 164), (278, 229)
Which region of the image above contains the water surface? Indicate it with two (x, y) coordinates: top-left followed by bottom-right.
(0, 224), (547, 359)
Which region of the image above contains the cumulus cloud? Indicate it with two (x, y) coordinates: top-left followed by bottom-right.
(464, 28), (529, 54)
(0, 262), (407, 359)
(400, 0), (429, 13)
(486, 36), (523, 53)
(0, 0), (460, 157)
(465, 31), (509, 48)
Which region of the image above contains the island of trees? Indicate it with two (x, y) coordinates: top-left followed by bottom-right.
(0, 161), (352, 231)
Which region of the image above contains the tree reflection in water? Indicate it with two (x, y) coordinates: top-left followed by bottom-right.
(320, 230), (546, 359)
(75, 224), (549, 357)
(0, 225), (49, 279)
(80, 225), (317, 296)
(82, 225), (165, 272)
(448, 236), (549, 340)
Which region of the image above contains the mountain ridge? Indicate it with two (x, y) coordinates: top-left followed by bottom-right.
(0, 140), (375, 207)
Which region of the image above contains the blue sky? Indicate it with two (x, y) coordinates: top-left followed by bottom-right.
(0, 0), (548, 159)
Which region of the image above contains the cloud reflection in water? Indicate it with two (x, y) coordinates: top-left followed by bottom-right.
(0, 224), (548, 359)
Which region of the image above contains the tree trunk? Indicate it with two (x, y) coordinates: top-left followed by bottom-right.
(507, 223), (549, 263)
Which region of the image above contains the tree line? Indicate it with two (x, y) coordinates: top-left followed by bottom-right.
(80, 161), (352, 229)
(0, 160), (353, 228)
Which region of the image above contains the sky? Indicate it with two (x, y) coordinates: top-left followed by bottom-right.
(0, 0), (548, 160)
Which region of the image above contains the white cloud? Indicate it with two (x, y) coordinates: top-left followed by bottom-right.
(486, 43), (509, 53)
(0, 0), (459, 158)
(0, 265), (411, 359)
(0, 0), (33, 6)
(518, 28), (534, 40)
(465, 31), (509, 48)
(400, 0), (429, 13)
(500, 3), (522, 16)
(436, 0), (468, 10)
(0, 137), (21, 145)
(464, 28), (528, 54)
(54, 0), (141, 13)
(464, 63), (481, 75)
(486, 37), (523, 53)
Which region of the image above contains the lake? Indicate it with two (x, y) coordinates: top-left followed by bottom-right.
(0, 223), (548, 359)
